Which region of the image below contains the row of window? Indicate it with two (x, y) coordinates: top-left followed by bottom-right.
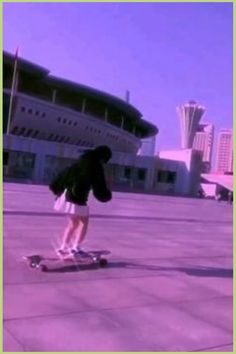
(21, 106), (46, 118)
(85, 126), (102, 134)
(11, 126), (39, 138)
(10, 126), (95, 147)
(124, 167), (147, 181)
(124, 168), (177, 184)
(20, 106), (138, 143)
(157, 170), (177, 184)
(47, 133), (93, 147)
(56, 119), (121, 143)
(4, 148), (179, 186)
(11, 125), (132, 147)
(107, 132), (119, 141)
(57, 117), (78, 127)
(12, 121), (134, 147)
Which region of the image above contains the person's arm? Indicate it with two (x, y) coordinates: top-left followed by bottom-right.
(91, 163), (112, 202)
(49, 167), (70, 196)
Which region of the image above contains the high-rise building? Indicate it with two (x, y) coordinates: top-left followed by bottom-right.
(177, 100), (206, 149)
(193, 123), (214, 172)
(215, 129), (233, 173)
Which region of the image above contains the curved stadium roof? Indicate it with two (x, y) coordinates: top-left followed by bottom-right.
(4, 51), (158, 137)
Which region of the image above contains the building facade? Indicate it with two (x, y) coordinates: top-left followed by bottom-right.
(177, 100), (206, 149)
(215, 129), (233, 173)
(3, 51), (202, 197)
(139, 136), (156, 156)
(193, 123), (214, 173)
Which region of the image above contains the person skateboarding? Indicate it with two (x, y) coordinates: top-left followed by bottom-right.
(49, 145), (112, 257)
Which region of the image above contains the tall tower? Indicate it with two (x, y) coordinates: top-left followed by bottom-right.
(193, 123), (214, 172)
(215, 129), (233, 173)
(177, 100), (206, 149)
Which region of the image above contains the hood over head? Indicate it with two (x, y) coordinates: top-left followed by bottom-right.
(93, 145), (112, 163)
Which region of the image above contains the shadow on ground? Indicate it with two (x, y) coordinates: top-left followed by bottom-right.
(43, 261), (233, 278)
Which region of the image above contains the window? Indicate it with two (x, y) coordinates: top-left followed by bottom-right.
(33, 130), (39, 138)
(124, 167), (131, 179)
(74, 122), (77, 127)
(19, 127), (26, 135)
(63, 119), (67, 124)
(57, 117), (61, 122)
(42, 113), (46, 118)
(3, 151), (9, 165)
(21, 107), (26, 112)
(157, 170), (177, 184)
(25, 129), (33, 137)
(35, 111), (39, 116)
(68, 120), (72, 125)
(167, 171), (177, 184)
(137, 168), (146, 181)
(28, 109), (33, 114)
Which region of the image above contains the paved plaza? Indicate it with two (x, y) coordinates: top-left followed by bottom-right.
(3, 182), (233, 352)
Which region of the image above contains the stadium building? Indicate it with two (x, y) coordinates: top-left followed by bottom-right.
(3, 51), (201, 196)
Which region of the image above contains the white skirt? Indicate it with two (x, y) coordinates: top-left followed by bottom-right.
(54, 190), (89, 216)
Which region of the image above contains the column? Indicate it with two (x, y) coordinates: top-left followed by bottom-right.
(52, 89), (57, 104)
(121, 116), (124, 129)
(33, 152), (46, 183)
(105, 108), (108, 122)
(82, 98), (86, 113)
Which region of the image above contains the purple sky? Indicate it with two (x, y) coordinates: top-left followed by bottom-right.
(3, 2), (233, 162)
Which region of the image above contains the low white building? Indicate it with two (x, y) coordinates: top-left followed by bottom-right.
(158, 149), (203, 195)
(3, 134), (202, 197)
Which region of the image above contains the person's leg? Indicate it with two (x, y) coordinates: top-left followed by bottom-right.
(60, 215), (80, 250)
(72, 216), (89, 250)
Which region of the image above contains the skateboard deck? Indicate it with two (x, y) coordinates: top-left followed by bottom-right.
(22, 250), (110, 272)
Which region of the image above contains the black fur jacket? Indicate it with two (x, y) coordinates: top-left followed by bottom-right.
(49, 147), (112, 205)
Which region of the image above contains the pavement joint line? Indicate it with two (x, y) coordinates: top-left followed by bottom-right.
(2, 295), (232, 324)
(3, 301), (171, 323)
(171, 299), (233, 334)
(190, 342), (233, 352)
(3, 209), (232, 225)
(3, 325), (25, 351)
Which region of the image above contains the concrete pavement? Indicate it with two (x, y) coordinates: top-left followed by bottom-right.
(3, 183), (233, 352)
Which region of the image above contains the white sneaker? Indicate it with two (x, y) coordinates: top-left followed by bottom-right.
(70, 247), (87, 257)
(57, 248), (70, 258)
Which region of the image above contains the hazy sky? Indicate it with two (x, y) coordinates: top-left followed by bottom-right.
(3, 2), (233, 161)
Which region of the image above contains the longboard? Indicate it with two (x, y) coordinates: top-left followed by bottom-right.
(22, 250), (110, 272)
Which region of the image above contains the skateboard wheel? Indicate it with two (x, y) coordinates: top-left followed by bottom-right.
(40, 265), (48, 272)
(99, 258), (108, 267)
(31, 262), (37, 268)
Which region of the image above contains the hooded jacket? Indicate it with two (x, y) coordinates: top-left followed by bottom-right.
(49, 146), (112, 205)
